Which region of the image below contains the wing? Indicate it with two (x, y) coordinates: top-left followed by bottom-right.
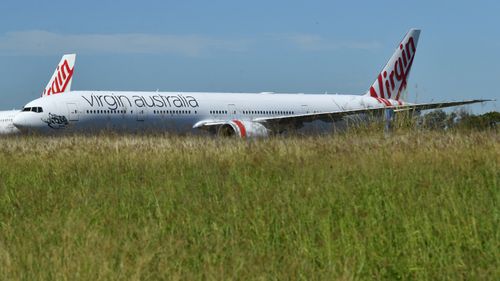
(192, 99), (493, 135)
(392, 100), (493, 112)
(253, 99), (494, 126)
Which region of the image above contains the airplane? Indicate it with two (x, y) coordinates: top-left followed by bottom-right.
(0, 54), (76, 135)
(12, 29), (492, 137)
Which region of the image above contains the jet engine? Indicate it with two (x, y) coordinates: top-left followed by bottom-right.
(217, 120), (269, 138)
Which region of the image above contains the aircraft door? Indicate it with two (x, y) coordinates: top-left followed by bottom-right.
(301, 104), (309, 114)
(228, 104), (237, 117)
(67, 103), (79, 121)
(136, 109), (145, 121)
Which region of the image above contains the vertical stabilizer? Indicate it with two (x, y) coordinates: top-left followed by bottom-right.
(42, 54), (76, 97)
(366, 29), (420, 101)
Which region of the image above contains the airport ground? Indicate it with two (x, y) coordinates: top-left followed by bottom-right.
(0, 127), (498, 280)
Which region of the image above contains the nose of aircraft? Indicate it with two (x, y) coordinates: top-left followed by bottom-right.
(12, 113), (27, 130)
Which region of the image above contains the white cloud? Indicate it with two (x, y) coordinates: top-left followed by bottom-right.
(0, 30), (248, 56)
(285, 34), (382, 51)
(0, 30), (381, 56)
(286, 34), (325, 51)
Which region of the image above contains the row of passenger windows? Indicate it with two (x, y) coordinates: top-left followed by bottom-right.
(242, 110), (294, 115)
(22, 107), (43, 113)
(84, 109), (197, 115)
(0, 118), (13, 122)
(210, 110), (295, 115)
(83, 109), (296, 116)
(210, 110), (227, 115)
(154, 110), (195, 115)
(86, 109), (127, 114)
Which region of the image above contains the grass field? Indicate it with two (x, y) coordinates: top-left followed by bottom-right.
(0, 130), (498, 280)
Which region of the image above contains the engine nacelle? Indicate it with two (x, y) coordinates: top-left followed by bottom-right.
(219, 120), (269, 138)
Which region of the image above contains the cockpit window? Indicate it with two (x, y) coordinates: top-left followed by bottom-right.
(23, 107), (43, 113)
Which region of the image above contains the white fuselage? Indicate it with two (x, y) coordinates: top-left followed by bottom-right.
(0, 110), (20, 134)
(13, 91), (399, 134)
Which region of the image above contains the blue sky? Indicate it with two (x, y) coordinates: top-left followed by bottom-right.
(0, 0), (498, 113)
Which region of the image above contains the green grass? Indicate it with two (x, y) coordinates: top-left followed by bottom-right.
(0, 131), (498, 280)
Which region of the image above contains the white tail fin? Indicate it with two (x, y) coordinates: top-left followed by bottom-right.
(42, 54), (76, 97)
(366, 29), (420, 101)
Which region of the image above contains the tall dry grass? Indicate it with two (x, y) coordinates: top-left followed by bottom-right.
(0, 129), (498, 280)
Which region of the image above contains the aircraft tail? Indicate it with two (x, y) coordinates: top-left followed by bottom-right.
(366, 29), (420, 101)
(42, 54), (76, 97)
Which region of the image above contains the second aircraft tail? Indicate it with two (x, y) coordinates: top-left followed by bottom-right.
(42, 54), (76, 97)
